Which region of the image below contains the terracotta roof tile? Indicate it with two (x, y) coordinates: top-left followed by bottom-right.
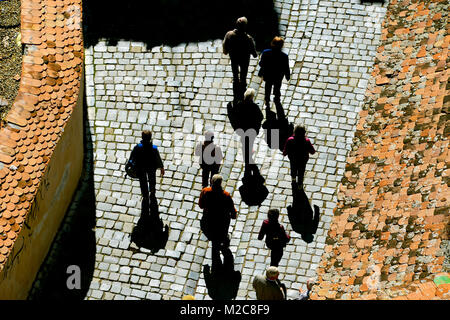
(0, 0), (83, 273)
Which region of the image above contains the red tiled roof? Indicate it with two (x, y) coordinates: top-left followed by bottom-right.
(312, 0), (449, 300)
(0, 0), (83, 272)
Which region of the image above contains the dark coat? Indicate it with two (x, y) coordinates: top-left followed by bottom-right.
(283, 136), (316, 163)
(130, 140), (164, 172)
(258, 219), (290, 249)
(258, 48), (290, 81)
(223, 29), (257, 62)
(199, 187), (237, 242)
(231, 100), (264, 134)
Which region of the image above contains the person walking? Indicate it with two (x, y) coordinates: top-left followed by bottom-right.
(257, 209), (290, 267)
(198, 174), (237, 272)
(252, 266), (287, 300)
(129, 130), (165, 203)
(283, 125), (315, 189)
(258, 36), (290, 120)
(223, 16), (258, 101)
(195, 131), (223, 188)
(231, 88), (264, 178)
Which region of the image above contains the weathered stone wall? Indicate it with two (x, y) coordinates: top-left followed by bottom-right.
(312, 0), (449, 300)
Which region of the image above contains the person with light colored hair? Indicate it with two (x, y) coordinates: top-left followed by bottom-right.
(199, 174), (237, 272)
(252, 266), (287, 300)
(223, 16), (258, 101)
(229, 88), (263, 178)
(297, 278), (316, 300)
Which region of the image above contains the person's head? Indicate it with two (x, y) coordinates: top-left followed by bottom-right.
(266, 266), (279, 281)
(236, 17), (248, 32)
(306, 278), (316, 291)
(271, 36), (284, 50)
(267, 209), (280, 223)
(211, 174), (223, 191)
(243, 88), (255, 103)
(294, 125), (306, 139)
(205, 131), (214, 142)
(142, 130), (152, 142)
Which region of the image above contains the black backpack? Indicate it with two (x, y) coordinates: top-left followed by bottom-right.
(125, 145), (140, 179)
(266, 223), (289, 249)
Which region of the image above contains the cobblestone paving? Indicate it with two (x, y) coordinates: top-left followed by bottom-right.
(83, 0), (387, 299)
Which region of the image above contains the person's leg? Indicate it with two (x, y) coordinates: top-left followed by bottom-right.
(312, 205), (320, 234)
(290, 160), (297, 184)
(231, 59), (240, 84)
(202, 165), (210, 188)
(298, 160), (307, 188)
(211, 240), (222, 273)
(264, 81), (273, 107)
(148, 170), (157, 194)
(231, 60), (241, 101)
(211, 164), (220, 178)
(273, 80), (285, 119)
(139, 173), (149, 200)
(270, 247), (283, 267)
(239, 61), (249, 93)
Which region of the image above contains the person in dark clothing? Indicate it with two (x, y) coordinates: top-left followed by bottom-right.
(229, 88), (264, 178)
(130, 131), (165, 203)
(258, 36), (290, 120)
(258, 209), (290, 267)
(287, 186), (321, 244)
(199, 174), (237, 272)
(283, 125), (315, 189)
(195, 131), (223, 188)
(223, 17), (258, 101)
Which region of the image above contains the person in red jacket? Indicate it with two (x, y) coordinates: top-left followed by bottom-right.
(199, 174), (237, 272)
(283, 125), (315, 189)
(258, 209), (290, 267)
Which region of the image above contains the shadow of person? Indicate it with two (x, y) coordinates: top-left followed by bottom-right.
(287, 185), (320, 244)
(203, 246), (241, 300)
(262, 105), (293, 152)
(131, 194), (169, 254)
(239, 164), (269, 207)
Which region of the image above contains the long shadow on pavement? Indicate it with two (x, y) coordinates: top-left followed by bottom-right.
(82, 0), (280, 51)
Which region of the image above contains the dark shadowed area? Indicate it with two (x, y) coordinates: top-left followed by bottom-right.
(82, 0), (280, 51)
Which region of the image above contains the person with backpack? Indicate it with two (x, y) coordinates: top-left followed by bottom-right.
(257, 209), (290, 267)
(195, 131), (223, 188)
(199, 174), (237, 272)
(223, 16), (258, 101)
(258, 36), (290, 120)
(129, 130), (165, 203)
(283, 125), (316, 189)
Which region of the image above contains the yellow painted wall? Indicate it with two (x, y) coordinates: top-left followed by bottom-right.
(0, 77), (85, 300)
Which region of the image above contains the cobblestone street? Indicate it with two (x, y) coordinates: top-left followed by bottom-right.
(67, 0), (387, 299)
